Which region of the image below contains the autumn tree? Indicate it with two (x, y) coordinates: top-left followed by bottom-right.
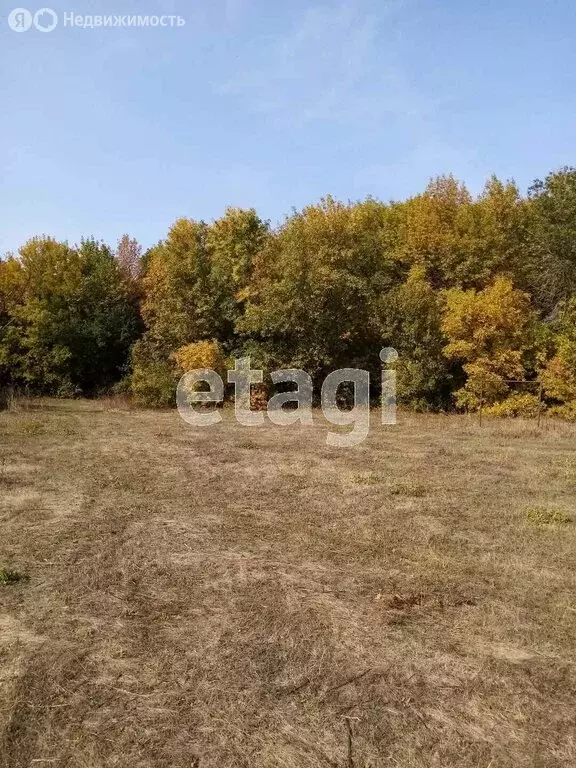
(115, 234), (142, 283)
(0, 256), (26, 402)
(207, 207), (269, 351)
(3, 164), (576, 416)
(541, 298), (576, 418)
(472, 176), (529, 288)
(527, 167), (576, 310)
(8, 238), (83, 393)
(378, 265), (454, 410)
(0, 237), (140, 395)
(132, 210), (267, 405)
(138, 210), (267, 355)
(68, 238), (143, 392)
(441, 276), (538, 409)
(138, 218), (212, 358)
(241, 197), (404, 383)
(401, 175), (474, 287)
(400, 175), (529, 291)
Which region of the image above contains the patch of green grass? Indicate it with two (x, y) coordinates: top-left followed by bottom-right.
(390, 482), (428, 497)
(524, 506), (572, 527)
(0, 567), (27, 586)
(51, 419), (78, 436)
(351, 475), (428, 496)
(236, 439), (259, 449)
(351, 471), (386, 485)
(4, 416), (77, 438)
(17, 418), (45, 436)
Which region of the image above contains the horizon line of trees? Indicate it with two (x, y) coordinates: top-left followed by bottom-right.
(1, 166), (576, 417)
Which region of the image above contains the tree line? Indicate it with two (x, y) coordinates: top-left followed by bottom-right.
(1, 167), (576, 417)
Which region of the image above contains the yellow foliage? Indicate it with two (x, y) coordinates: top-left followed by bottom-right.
(484, 393), (541, 418)
(548, 402), (576, 421)
(442, 276), (535, 409)
(173, 341), (227, 379)
(0, 257), (26, 312)
(539, 300), (576, 415)
(541, 355), (576, 403)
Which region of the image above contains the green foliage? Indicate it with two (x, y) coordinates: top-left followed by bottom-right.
(207, 207), (269, 351)
(67, 239), (143, 393)
(0, 237), (141, 395)
(378, 265), (453, 410)
(139, 210), (268, 364)
(241, 197), (403, 383)
(527, 167), (576, 308)
(141, 218), (213, 356)
(541, 298), (576, 413)
(0, 567), (27, 585)
(130, 358), (176, 408)
(3, 166), (576, 418)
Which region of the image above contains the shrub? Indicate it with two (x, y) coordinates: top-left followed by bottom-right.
(548, 401), (576, 421)
(111, 376), (132, 396)
(541, 299), (576, 407)
(131, 361), (176, 408)
(484, 392), (542, 418)
(542, 355), (576, 403)
(455, 368), (510, 411)
(0, 568), (26, 585)
(442, 277), (537, 411)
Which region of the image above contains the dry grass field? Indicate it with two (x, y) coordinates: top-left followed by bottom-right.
(1, 400), (575, 768)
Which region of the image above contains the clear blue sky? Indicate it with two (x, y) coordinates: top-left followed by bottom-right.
(1, 0), (575, 255)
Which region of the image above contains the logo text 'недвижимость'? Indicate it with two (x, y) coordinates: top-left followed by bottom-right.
(7, 8), (186, 32)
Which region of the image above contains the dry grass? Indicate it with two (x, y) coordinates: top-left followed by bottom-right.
(1, 401), (575, 767)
